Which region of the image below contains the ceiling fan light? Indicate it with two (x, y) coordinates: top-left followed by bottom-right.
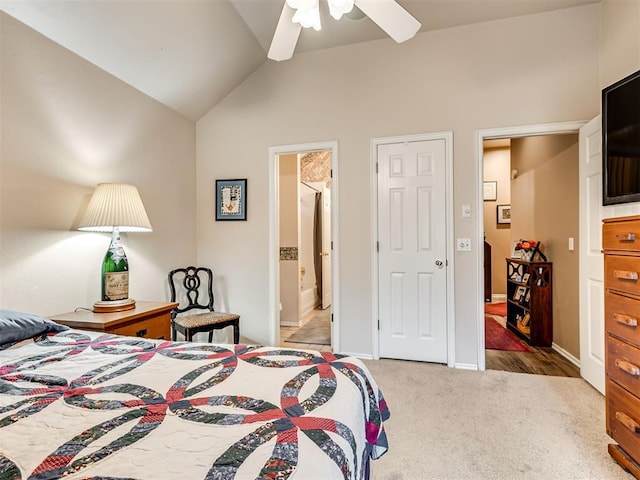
(327, 0), (354, 20)
(291, 1), (322, 31)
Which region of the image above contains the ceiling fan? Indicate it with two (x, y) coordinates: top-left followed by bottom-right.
(268, 0), (421, 61)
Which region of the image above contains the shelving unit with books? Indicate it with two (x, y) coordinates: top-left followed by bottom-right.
(505, 258), (553, 347)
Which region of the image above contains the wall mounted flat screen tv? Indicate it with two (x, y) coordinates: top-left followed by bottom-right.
(603, 69), (640, 205)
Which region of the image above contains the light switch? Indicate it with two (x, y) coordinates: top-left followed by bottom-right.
(568, 237), (574, 251)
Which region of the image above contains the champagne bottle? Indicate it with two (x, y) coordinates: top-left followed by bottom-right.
(101, 229), (129, 301)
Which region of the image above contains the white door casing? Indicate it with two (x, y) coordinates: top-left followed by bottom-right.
(268, 142), (339, 351)
(579, 115), (605, 394)
(476, 122), (586, 371)
(376, 136), (450, 363)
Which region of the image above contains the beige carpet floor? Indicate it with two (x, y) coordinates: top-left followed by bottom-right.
(363, 359), (628, 479)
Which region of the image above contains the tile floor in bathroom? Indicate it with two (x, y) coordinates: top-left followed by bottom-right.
(279, 308), (332, 352)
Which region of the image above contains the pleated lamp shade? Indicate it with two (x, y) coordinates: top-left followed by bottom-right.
(78, 183), (152, 233)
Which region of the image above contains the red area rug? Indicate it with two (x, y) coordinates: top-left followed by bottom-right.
(485, 317), (532, 352)
(485, 302), (507, 316)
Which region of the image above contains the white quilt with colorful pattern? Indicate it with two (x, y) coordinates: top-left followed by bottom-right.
(0, 330), (389, 479)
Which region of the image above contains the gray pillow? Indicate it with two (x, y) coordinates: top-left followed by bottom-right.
(0, 309), (69, 345)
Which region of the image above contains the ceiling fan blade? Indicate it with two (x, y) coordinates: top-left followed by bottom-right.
(354, 0), (421, 43)
(268, 3), (303, 61)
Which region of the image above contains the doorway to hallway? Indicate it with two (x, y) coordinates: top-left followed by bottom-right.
(476, 122), (586, 376)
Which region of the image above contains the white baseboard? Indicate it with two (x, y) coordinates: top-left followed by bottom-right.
(491, 294), (507, 302)
(552, 342), (581, 368)
(454, 363), (479, 371)
(340, 351), (374, 360)
(280, 320), (301, 327)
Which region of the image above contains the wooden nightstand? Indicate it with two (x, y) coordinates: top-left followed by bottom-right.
(50, 301), (178, 340)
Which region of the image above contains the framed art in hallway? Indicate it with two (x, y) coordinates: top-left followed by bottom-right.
(215, 179), (247, 221)
(510, 241), (522, 259)
(483, 181), (497, 201)
(497, 204), (511, 224)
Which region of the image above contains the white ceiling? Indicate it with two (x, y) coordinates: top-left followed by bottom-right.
(0, 0), (599, 121)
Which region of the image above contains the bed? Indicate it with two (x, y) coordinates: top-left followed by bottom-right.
(0, 311), (389, 480)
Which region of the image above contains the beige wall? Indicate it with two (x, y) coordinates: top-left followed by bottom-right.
(597, 3), (640, 230)
(511, 134), (579, 357)
(197, 5), (600, 360)
(483, 146), (512, 297)
(601, 0), (640, 89)
(0, 13), (197, 316)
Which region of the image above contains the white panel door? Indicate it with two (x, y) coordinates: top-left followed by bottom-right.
(321, 185), (332, 309)
(378, 139), (448, 363)
(579, 115), (605, 394)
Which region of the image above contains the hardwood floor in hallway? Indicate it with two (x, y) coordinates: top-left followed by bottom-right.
(485, 304), (580, 377)
(486, 346), (580, 377)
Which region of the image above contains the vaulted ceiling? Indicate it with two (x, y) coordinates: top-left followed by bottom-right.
(0, 0), (599, 121)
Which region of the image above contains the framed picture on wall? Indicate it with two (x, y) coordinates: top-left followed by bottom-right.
(511, 241), (522, 259)
(483, 181), (497, 201)
(215, 179), (247, 221)
(497, 204), (511, 224)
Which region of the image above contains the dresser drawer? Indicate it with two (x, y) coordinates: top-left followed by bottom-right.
(604, 219), (640, 252)
(608, 378), (640, 466)
(606, 255), (640, 296)
(608, 335), (640, 395)
(607, 291), (640, 346)
(111, 315), (170, 340)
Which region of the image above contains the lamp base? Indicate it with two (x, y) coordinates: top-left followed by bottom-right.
(93, 298), (136, 313)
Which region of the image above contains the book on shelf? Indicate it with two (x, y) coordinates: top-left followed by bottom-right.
(517, 314), (531, 335)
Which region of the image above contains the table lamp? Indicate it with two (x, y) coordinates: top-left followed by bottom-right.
(78, 183), (152, 312)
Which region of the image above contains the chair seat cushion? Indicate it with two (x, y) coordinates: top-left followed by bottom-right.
(174, 311), (240, 329)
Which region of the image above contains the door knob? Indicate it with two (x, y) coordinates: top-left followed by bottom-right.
(435, 259), (444, 267)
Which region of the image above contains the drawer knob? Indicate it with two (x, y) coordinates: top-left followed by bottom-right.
(616, 411), (640, 433)
(615, 359), (640, 376)
(613, 313), (638, 327)
(613, 270), (639, 281)
(616, 233), (637, 242)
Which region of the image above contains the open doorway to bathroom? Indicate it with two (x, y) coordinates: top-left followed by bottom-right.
(277, 151), (333, 352)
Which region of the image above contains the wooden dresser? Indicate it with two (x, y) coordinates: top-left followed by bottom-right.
(604, 215), (640, 478)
